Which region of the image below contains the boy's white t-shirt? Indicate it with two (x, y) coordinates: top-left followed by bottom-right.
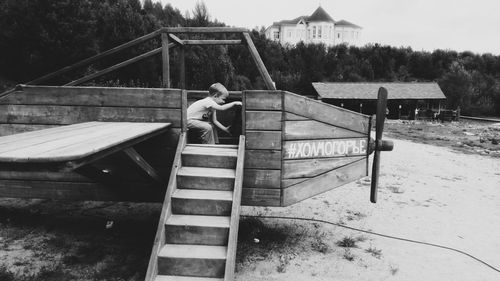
(187, 97), (218, 120)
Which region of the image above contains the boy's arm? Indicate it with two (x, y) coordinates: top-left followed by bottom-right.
(211, 110), (231, 135)
(210, 101), (241, 111)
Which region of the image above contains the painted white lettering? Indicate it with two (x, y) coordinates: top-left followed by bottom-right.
(346, 140), (355, 154)
(360, 140), (367, 154)
(337, 141), (346, 155)
(312, 141), (324, 157)
(295, 142), (304, 158)
(352, 140), (360, 153)
(287, 143), (297, 158)
(303, 143), (311, 157)
(325, 141), (333, 156)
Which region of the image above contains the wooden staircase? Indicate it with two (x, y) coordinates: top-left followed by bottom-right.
(145, 133), (245, 281)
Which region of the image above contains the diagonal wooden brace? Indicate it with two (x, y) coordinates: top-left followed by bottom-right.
(123, 147), (165, 186)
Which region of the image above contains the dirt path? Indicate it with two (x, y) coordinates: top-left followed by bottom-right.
(237, 137), (500, 281)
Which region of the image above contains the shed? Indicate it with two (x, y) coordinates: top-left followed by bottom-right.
(312, 82), (446, 119)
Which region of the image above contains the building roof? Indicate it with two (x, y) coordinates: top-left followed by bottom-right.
(271, 6), (336, 27)
(274, 16), (308, 25)
(335, 20), (362, 29)
(308, 6), (335, 23)
(312, 82), (446, 100)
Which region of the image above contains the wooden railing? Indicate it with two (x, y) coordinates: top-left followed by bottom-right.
(224, 135), (245, 280)
(1, 26), (276, 98)
(144, 132), (186, 281)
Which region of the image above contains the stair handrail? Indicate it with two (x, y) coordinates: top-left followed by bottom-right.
(224, 135), (245, 280)
(144, 132), (187, 281)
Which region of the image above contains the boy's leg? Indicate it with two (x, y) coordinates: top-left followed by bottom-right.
(187, 120), (215, 144)
(211, 123), (219, 144)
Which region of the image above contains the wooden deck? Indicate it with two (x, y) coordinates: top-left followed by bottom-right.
(0, 122), (170, 163)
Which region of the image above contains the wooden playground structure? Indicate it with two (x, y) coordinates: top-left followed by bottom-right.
(0, 28), (393, 280)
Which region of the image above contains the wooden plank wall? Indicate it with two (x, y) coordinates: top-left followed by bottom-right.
(281, 91), (371, 206)
(242, 90), (282, 206)
(0, 85), (184, 202)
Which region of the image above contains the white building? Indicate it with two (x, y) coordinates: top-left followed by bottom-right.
(265, 6), (362, 46)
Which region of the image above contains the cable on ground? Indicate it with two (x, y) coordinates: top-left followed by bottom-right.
(242, 215), (500, 274)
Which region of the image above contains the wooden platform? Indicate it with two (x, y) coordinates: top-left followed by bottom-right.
(0, 121), (170, 170)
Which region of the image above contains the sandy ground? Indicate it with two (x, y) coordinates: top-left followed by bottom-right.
(0, 133), (499, 280)
(237, 137), (500, 281)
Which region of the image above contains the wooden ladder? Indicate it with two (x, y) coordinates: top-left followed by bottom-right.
(145, 133), (245, 281)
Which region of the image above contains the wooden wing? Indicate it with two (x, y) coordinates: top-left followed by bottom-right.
(281, 91), (371, 206)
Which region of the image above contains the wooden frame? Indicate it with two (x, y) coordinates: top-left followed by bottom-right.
(1, 27), (275, 93)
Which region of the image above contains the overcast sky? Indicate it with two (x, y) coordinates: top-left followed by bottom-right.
(159, 0), (500, 55)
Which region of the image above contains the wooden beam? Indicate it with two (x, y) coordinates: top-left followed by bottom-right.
(162, 33), (170, 88)
(64, 47), (166, 86)
(183, 40), (242, 45)
(123, 147), (164, 185)
(181, 90), (188, 132)
(179, 46), (185, 89)
(224, 135), (245, 280)
(162, 27), (248, 33)
(28, 29), (163, 85)
(168, 34), (184, 45)
(242, 33), (276, 90)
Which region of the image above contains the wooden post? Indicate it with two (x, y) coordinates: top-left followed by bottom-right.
(242, 33), (276, 90)
(162, 33), (170, 88)
(241, 91), (246, 136)
(181, 90), (188, 132)
(179, 46), (185, 89)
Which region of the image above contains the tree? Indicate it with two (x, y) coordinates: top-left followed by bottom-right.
(439, 61), (472, 110)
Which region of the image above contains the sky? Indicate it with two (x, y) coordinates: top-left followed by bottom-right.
(159, 0), (500, 55)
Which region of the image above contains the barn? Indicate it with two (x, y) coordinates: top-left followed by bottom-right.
(312, 82), (447, 119)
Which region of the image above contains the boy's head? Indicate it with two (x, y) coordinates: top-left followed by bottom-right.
(208, 83), (229, 104)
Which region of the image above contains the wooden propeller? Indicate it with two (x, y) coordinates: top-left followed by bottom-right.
(370, 87), (394, 203)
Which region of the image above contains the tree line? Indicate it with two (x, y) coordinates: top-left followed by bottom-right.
(1, 0), (499, 116)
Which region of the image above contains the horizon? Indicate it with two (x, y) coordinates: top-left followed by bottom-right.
(158, 0), (500, 56)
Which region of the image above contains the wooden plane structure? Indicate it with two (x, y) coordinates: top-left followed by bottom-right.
(0, 27), (393, 281)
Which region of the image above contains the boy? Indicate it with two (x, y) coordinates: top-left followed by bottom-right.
(187, 83), (242, 144)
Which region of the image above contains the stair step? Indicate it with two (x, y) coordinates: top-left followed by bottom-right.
(158, 244), (227, 278)
(171, 189), (233, 216)
(165, 214), (230, 245)
(182, 145), (237, 169)
(186, 144), (238, 149)
(155, 276), (223, 281)
(177, 167), (235, 191)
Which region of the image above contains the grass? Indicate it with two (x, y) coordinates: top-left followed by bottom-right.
(343, 249), (355, 261)
(0, 200), (159, 281)
(365, 246), (383, 259)
(311, 238), (330, 253)
(386, 184), (405, 194)
(336, 236), (358, 248)
(389, 264), (399, 275)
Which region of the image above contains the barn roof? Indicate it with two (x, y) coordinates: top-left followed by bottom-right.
(335, 20), (362, 29)
(312, 82), (446, 100)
